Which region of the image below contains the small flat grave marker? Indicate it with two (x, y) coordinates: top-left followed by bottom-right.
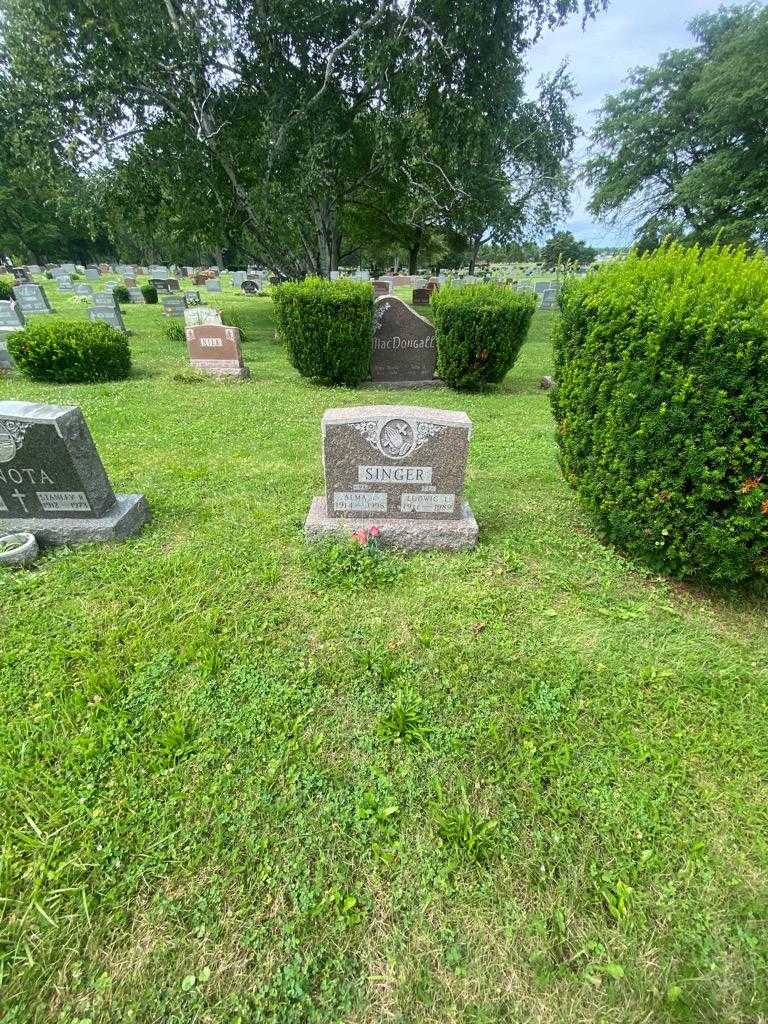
(0, 400), (149, 546)
(304, 404), (478, 550)
(74, 284), (93, 296)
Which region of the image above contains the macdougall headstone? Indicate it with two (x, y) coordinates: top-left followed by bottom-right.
(305, 405), (478, 550)
(128, 287), (145, 304)
(371, 296), (441, 388)
(0, 400), (150, 547)
(13, 284), (52, 315)
(89, 305), (126, 333)
(185, 324), (249, 379)
(184, 306), (223, 327)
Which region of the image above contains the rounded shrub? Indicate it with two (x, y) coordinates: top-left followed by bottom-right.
(141, 284), (158, 304)
(0, 277), (14, 300)
(551, 243), (768, 585)
(431, 283), (536, 390)
(113, 285), (130, 304)
(273, 277), (373, 385)
(7, 317), (131, 383)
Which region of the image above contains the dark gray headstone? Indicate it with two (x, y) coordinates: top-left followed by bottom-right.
(0, 400), (149, 546)
(371, 296), (438, 386)
(241, 280), (260, 294)
(151, 278), (173, 293)
(89, 305), (126, 332)
(13, 284), (51, 315)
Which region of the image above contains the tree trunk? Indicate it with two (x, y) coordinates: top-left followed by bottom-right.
(467, 236), (482, 275)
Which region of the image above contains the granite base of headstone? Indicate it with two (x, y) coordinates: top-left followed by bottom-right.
(369, 296), (443, 389)
(0, 401), (150, 547)
(304, 404), (478, 551)
(185, 324), (249, 379)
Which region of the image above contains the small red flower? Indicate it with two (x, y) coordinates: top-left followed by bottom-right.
(369, 526), (381, 538)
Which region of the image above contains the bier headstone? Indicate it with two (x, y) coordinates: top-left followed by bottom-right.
(304, 404), (478, 550)
(0, 400), (150, 546)
(184, 324), (249, 378)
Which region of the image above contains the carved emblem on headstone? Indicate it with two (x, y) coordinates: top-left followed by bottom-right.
(352, 416), (444, 459)
(0, 420), (29, 463)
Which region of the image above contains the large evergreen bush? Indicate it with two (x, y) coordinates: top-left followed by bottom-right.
(7, 317), (131, 383)
(552, 243), (768, 584)
(431, 283), (536, 390)
(273, 277), (373, 385)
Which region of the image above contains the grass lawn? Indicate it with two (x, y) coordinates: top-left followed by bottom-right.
(1, 279), (767, 1023)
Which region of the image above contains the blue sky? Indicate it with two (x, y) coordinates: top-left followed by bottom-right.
(525, 0), (746, 247)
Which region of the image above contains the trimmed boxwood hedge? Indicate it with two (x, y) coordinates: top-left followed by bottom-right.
(551, 243), (768, 585)
(112, 285), (130, 304)
(431, 283), (536, 390)
(141, 284), (158, 304)
(273, 277), (373, 386)
(7, 317), (131, 383)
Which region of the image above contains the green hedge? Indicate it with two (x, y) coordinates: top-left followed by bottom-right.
(273, 277), (373, 385)
(551, 243), (768, 585)
(141, 284), (158, 304)
(0, 277), (14, 300)
(113, 285), (130, 305)
(431, 283), (536, 389)
(7, 317), (131, 383)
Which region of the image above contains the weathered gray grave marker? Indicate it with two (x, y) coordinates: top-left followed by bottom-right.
(88, 305), (126, 332)
(184, 306), (223, 327)
(13, 284), (52, 315)
(127, 287), (145, 304)
(0, 400), (150, 546)
(305, 404), (478, 550)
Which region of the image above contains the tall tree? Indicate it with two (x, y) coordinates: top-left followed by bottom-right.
(586, 4), (768, 247)
(1, 0), (607, 274)
(540, 230), (596, 267)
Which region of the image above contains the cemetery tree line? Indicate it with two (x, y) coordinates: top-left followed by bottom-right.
(0, 0), (608, 272)
(586, 4), (768, 249)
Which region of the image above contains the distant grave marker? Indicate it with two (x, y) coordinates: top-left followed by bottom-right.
(88, 305), (126, 332)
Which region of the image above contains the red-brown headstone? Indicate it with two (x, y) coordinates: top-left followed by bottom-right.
(184, 324), (250, 379)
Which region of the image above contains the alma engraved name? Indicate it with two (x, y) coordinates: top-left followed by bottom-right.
(358, 465), (433, 484)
